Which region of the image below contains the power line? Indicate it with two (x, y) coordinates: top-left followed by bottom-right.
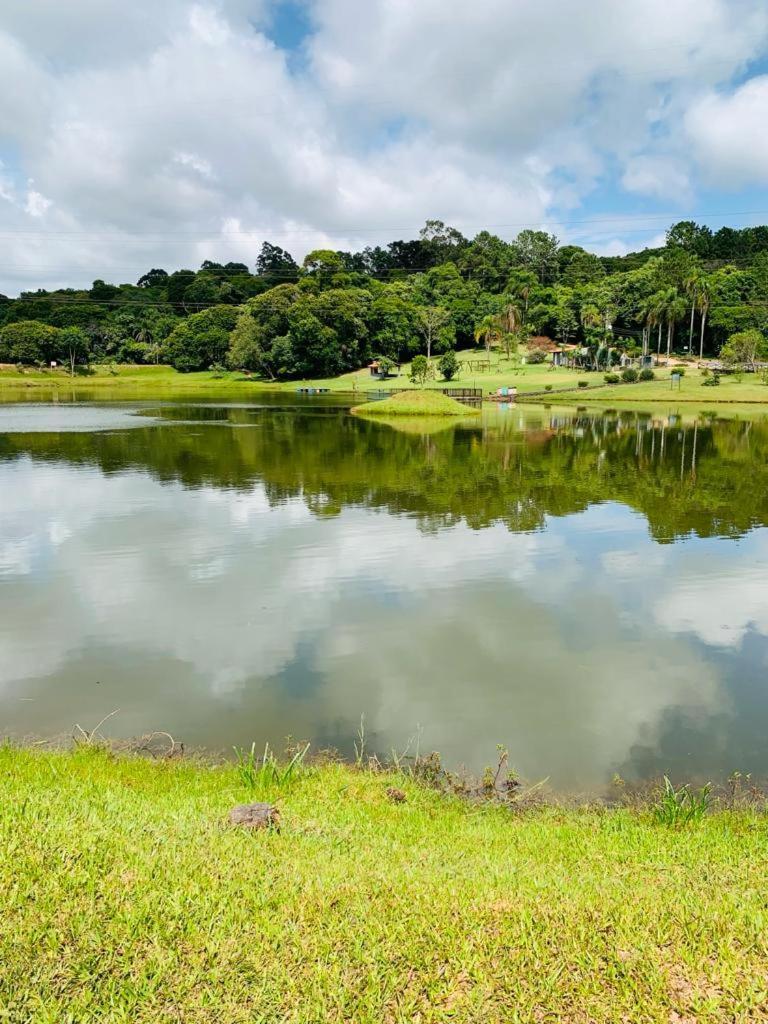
(3, 210), (768, 240)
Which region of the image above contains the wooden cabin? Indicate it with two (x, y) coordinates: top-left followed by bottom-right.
(368, 360), (399, 379)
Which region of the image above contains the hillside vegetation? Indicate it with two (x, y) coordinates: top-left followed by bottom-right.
(2, 219), (768, 387)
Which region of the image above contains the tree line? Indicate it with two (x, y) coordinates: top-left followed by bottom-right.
(1, 219), (768, 377)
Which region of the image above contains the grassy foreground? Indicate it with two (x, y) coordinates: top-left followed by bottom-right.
(2, 747), (768, 1023)
(352, 389), (478, 416)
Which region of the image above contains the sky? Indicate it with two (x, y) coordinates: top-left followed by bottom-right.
(2, 0), (768, 295)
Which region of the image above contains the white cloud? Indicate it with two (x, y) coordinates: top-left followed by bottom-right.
(24, 188), (52, 218)
(1, 0), (768, 293)
(622, 156), (692, 201)
(174, 151), (216, 179)
(686, 76), (768, 186)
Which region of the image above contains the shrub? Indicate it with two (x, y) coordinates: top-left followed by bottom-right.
(544, 384), (553, 392)
(526, 348), (547, 364)
(578, 380), (589, 389)
(621, 367), (639, 383)
(639, 368), (655, 381)
(720, 329), (768, 369)
(703, 374), (721, 387)
(410, 354), (430, 385)
(673, 366), (686, 376)
(0, 320), (60, 365)
(603, 373), (620, 384)
(438, 350), (459, 381)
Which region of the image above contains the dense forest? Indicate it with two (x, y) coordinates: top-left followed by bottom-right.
(2, 219), (768, 378)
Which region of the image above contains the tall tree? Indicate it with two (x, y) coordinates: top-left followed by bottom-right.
(513, 230), (560, 283)
(418, 306), (452, 360)
(696, 277), (712, 360)
(683, 266), (705, 354)
(654, 288), (687, 359)
(57, 326), (90, 376)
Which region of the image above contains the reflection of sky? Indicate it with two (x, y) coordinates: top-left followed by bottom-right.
(2, 452), (768, 789)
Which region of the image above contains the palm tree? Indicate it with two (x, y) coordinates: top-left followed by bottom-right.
(696, 277), (712, 361)
(659, 289), (687, 360)
(506, 270), (537, 322)
(497, 301), (522, 336)
(496, 301), (523, 359)
(648, 291), (668, 356)
(684, 267), (705, 354)
(638, 294), (659, 359)
(474, 314), (501, 354)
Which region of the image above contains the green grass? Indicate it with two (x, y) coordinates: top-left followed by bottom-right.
(3, 357), (768, 408)
(0, 364), (258, 399)
(352, 389), (479, 416)
(1, 746), (768, 1022)
(304, 350), (586, 396)
(0, 355), (591, 400)
(539, 366), (768, 405)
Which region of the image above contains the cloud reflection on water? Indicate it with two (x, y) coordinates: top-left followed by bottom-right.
(2, 447), (757, 788)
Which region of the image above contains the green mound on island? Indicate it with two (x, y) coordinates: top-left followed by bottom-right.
(352, 389), (479, 416)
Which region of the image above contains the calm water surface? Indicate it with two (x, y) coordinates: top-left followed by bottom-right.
(1, 396), (767, 790)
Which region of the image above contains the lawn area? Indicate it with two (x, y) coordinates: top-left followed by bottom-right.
(1, 746), (767, 1023)
(2, 357), (768, 409)
(0, 364), (260, 398)
(300, 350), (585, 396)
(0, 353), (583, 398)
(539, 365), (768, 405)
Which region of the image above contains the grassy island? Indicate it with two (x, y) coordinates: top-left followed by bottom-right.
(1, 745), (767, 1022)
(352, 389), (478, 416)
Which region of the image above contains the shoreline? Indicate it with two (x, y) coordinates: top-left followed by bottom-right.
(2, 362), (768, 409)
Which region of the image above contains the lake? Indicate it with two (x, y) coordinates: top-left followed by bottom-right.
(1, 395), (767, 791)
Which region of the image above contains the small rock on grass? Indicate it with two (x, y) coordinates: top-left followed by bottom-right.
(386, 787), (407, 804)
(228, 803), (280, 830)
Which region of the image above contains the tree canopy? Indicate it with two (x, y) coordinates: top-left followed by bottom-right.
(2, 219), (768, 377)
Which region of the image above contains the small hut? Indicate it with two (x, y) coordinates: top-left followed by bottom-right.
(368, 359), (399, 379)
(551, 344), (579, 368)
